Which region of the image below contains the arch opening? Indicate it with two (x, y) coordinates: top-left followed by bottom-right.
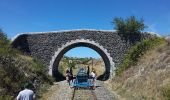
(49, 39), (115, 81)
(58, 47), (105, 79)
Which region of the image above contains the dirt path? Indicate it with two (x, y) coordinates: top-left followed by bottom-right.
(41, 80), (119, 100)
(41, 81), (73, 100)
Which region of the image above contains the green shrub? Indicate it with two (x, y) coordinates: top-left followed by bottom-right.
(116, 37), (165, 75)
(0, 29), (9, 46)
(0, 95), (13, 100)
(0, 47), (53, 98)
(112, 16), (147, 43)
(0, 29), (53, 98)
(0, 53), (53, 98)
(162, 85), (170, 100)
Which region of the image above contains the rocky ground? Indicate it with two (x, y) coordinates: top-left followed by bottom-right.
(94, 81), (118, 100)
(41, 80), (119, 100)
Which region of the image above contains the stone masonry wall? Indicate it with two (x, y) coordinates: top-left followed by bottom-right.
(12, 30), (130, 68)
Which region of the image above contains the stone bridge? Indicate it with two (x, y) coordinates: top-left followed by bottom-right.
(12, 29), (130, 81)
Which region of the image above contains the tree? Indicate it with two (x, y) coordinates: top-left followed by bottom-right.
(112, 16), (146, 43)
(0, 29), (9, 45)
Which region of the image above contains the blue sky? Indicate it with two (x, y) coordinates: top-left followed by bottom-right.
(0, 0), (170, 58)
(65, 47), (101, 58)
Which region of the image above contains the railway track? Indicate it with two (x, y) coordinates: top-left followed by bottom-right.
(71, 68), (98, 100)
(71, 88), (97, 100)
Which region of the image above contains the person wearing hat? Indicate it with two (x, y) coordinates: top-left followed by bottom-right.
(16, 83), (35, 100)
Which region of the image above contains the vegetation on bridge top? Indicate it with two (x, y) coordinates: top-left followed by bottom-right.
(112, 16), (166, 75)
(112, 16), (146, 43)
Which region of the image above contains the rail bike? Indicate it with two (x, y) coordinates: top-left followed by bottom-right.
(72, 68), (94, 89)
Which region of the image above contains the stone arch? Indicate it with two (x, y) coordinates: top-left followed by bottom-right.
(11, 30), (132, 81)
(49, 39), (115, 81)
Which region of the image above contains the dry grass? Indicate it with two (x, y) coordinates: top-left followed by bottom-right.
(87, 59), (105, 77)
(111, 42), (170, 100)
(19, 55), (33, 61)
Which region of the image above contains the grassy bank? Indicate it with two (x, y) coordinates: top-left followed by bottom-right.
(0, 30), (53, 99)
(111, 37), (170, 99)
(116, 37), (165, 75)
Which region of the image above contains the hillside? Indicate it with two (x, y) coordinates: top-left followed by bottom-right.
(0, 31), (53, 99)
(109, 39), (170, 99)
(0, 48), (53, 100)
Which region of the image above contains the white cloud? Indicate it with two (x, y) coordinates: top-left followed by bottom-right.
(147, 24), (157, 33)
(146, 23), (162, 37)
